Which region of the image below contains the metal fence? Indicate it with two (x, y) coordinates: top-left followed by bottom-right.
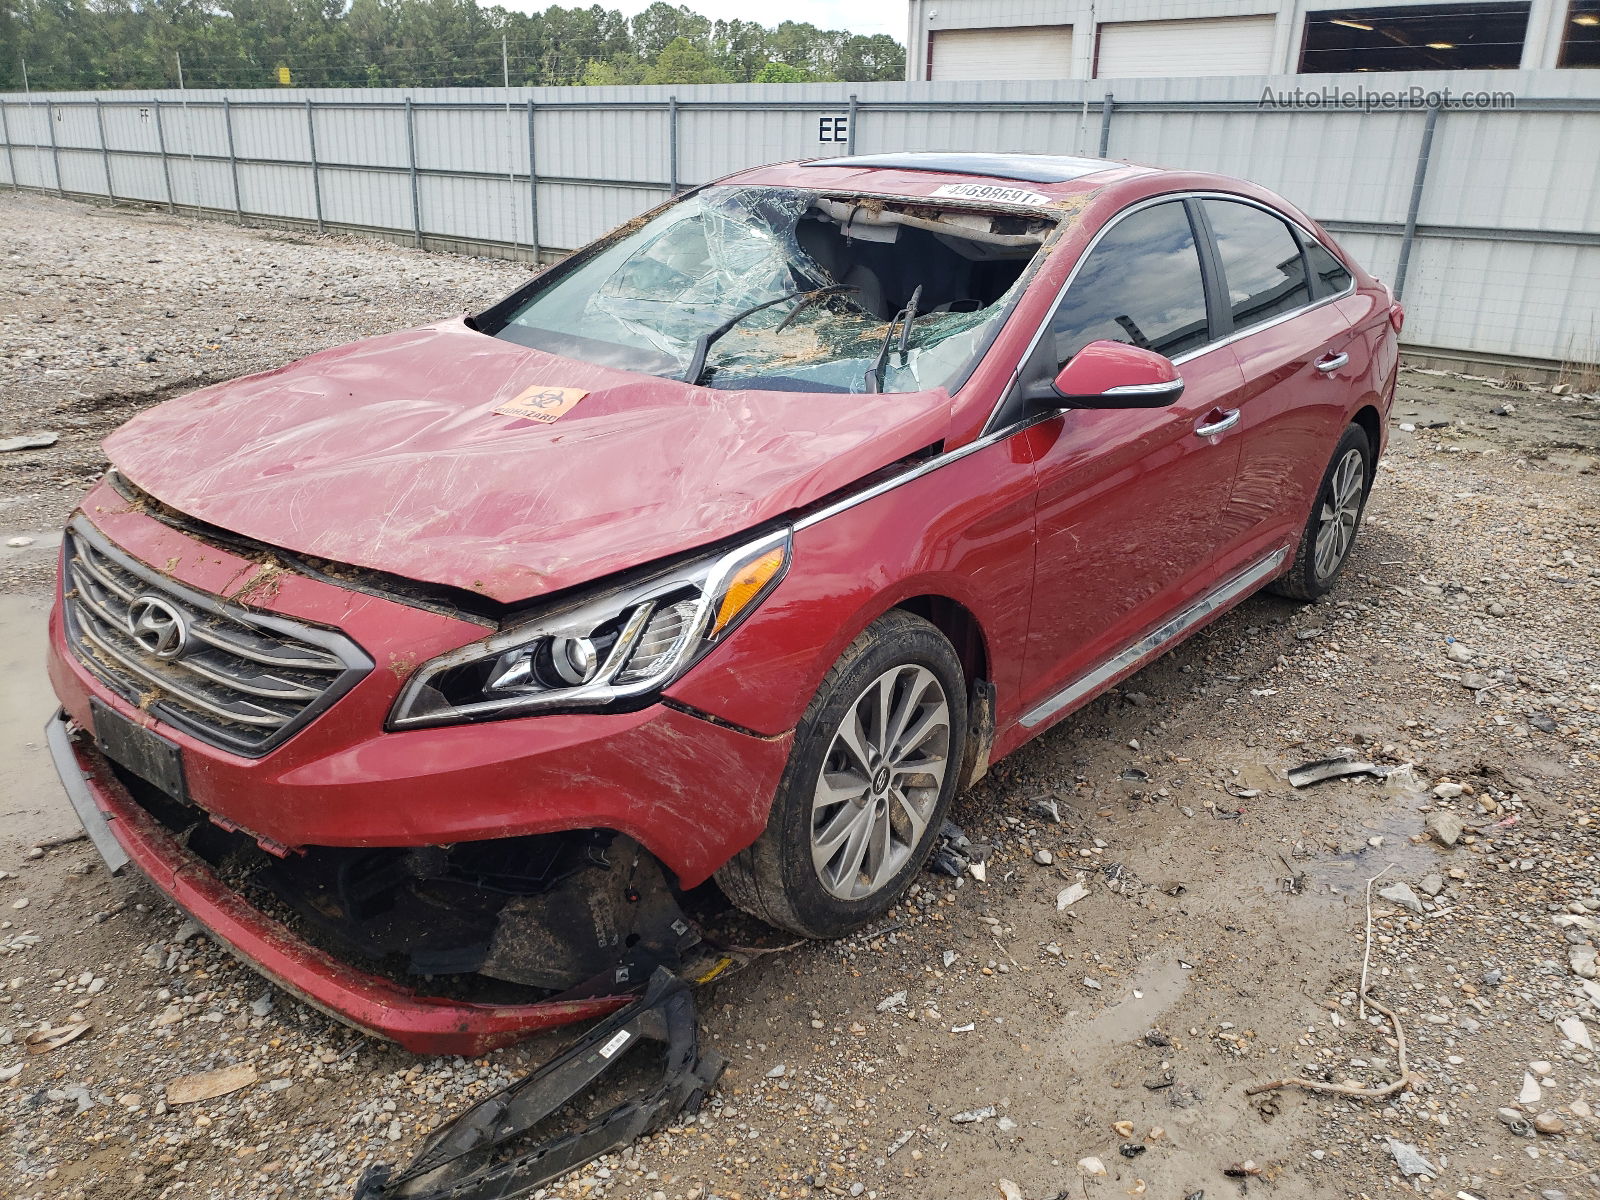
(2, 70), (1597, 369)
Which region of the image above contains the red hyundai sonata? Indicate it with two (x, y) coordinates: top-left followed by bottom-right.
(47, 152), (1399, 1052)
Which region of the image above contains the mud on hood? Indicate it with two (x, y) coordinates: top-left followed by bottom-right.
(104, 320), (952, 605)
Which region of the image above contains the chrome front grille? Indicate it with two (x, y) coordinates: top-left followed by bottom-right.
(61, 519), (371, 757)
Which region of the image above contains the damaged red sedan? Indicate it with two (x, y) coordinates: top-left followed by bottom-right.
(47, 152), (1399, 1053)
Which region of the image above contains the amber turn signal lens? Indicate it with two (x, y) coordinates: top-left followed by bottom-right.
(712, 547), (786, 636)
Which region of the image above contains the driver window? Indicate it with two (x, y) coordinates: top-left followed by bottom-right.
(1049, 201), (1211, 364)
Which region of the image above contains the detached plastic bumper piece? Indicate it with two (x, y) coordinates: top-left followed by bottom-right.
(355, 968), (725, 1200)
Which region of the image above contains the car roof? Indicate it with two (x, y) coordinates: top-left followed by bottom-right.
(800, 152), (1121, 184)
(719, 152), (1160, 205)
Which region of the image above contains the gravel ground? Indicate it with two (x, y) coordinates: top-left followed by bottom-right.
(2, 193), (1600, 1200)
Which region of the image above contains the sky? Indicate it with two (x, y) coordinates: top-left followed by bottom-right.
(502, 1), (909, 40)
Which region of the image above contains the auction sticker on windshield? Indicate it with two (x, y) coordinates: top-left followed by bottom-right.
(495, 384), (589, 424)
(930, 182), (1051, 206)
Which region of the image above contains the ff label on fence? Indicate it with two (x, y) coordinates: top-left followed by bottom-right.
(818, 114), (850, 144)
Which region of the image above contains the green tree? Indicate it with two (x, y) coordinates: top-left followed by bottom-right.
(581, 53), (643, 85)
(631, 2), (708, 60)
(837, 33), (904, 81)
(752, 60), (808, 83)
(709, 18), (767, 80)
(0, 0), (906, 91)
(641, 34), (727, 84)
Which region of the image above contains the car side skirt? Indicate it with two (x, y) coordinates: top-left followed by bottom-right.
(1018, 546), (1289, 731)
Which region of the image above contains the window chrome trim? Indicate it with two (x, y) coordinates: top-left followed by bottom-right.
(981, 190), (1357, 437)
(1019, 546), (1288, 731)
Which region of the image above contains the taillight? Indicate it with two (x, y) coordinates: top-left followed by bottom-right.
(1388, 302), (1405, 334)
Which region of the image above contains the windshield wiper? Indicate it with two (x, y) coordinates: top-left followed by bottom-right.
(682, 286), (856, 386)
(864, 285), (923, 395)
(776, 285), (857, 333)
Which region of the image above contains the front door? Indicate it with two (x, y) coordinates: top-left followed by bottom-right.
(1013, 199), (1246, 728)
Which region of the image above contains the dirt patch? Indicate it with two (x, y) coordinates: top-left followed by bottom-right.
(0, 192), (528, 597)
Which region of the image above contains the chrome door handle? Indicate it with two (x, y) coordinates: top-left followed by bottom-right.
(1315, 351), (1349, 373)
(1194, 409), (1240, 438)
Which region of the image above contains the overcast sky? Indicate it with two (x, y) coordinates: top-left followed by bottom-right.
(502, 1), (909, 40)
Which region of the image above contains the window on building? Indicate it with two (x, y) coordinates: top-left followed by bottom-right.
(1202, 201), (1313, 332)
(1300, 3), (1531, 72)
(1562, 0), (1600, 66)
(1049, 202), (1211, 363)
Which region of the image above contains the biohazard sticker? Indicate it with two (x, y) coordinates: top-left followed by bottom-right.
(930, 182), (1052, 206)
(495, 384), (589, 424)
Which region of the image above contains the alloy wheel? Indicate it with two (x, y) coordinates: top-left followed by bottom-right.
(810, 664), (952, 901)
(1313, 447), (1365, 581)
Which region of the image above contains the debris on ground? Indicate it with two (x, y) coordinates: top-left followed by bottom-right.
(1384, 1137), (1438, 1178)
(167, 1064), (259, 1105)
(1056, 880), (1090, 910)
(0, 432), (57, 452)
(1287, 756), (1391, 788)
(356, 969), (723, 1200)
(950, 1105), (997, 1124)
(23, 1022), (91, 1054)
(928, 820), (974, 877)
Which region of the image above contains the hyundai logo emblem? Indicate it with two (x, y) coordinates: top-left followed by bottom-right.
(126, 595), (188, 659)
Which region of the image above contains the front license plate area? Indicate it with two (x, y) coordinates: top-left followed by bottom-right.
(90, 698), (187, 802)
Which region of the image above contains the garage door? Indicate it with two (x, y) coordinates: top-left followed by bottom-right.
(929, 25), (1075, 81)
(1096, 16), (1276, 77)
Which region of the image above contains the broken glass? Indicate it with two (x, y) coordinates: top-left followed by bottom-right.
(494, 186), (1050, 395)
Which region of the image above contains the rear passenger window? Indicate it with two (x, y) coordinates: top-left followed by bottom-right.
(1304, 238), (1353, 297)
(1203, 200), (1312, 331)
(1049, 201), (1210, 363)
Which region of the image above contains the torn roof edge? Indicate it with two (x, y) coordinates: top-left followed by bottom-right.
(798, 152), (1122, 185)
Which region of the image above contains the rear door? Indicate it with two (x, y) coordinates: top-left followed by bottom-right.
(1010, 199), (1248, 728)
(1196, 198), (1360, 553)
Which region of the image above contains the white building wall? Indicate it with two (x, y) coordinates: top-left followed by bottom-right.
(906, 0), (1576, 79)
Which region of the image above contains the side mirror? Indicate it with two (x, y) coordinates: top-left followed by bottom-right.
(1023, 340), (1185, 410)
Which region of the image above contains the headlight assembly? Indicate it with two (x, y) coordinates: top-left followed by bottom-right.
(388, 529), (790, 728)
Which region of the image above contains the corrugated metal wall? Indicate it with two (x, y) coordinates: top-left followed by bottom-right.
(1, 70), (1595, 366)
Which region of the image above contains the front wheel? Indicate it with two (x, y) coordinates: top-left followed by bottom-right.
(1270, 423), (1372, 601)
(716, 610), (967, 938)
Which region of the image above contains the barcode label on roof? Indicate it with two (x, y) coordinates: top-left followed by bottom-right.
(931, 183), (1052, 206)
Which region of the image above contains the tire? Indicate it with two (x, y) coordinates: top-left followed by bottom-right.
(716, 610), (967, 938)
(1270, 423), (1373, 601)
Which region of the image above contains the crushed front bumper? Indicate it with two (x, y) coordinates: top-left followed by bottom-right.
(48, 709), (628, 1055)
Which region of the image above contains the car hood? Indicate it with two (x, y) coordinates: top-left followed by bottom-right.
(104, 320), (952, 604)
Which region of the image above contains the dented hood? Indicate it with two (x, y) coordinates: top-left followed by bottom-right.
(105, 320), (952, 604)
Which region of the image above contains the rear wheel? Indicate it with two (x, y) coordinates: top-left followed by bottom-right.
(716, 611), (966, 938)
(1270, 423), (1372, 601)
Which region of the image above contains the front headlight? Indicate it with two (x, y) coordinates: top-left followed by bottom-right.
(388, 529), (791, 729)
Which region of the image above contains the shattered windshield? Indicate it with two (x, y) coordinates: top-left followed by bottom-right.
(491, 186), (1052, 395)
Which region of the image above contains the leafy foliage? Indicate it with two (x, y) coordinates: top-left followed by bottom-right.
(0, 0), (906, 91)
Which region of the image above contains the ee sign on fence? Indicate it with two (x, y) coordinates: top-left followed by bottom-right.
(817, 114), (850, 144)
